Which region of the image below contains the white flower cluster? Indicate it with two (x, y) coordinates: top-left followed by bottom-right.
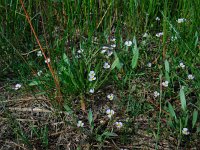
(115, 121), (123, 129)
(106, 109), (115, 118)
(179, 62), (185, 69)
(154, 91), (160, 98)
(45, 58), (50, 63)
(188, 74), (194, 80)
(88, 71), (96, 81)
(156, 17), (160, 21)
(37, 51), (42, 57)
(14, 84), (22, 90)
(182, 128), (189, 135)
(107, 93), (114, 100)
(162, 81), (169, 87)
(77, 120), (84, 127)
(143, 33), (149, 38)
(89, 88), (94, 93)
(156, 32), (163, 37)
(177, 18), (186, 23)
(101, 37), (116, 57)
(37, 70), (42, 76)
(147, 62), (152, 68)
(103, 62), (110, 69)
(124, 41), (132, 47)
(76, 49), (84, 58)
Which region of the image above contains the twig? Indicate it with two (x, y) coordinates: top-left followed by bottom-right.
(0, 117), (37, 122)
(1, 97), (47, 103)
(21, 48), (47, 56)
(8, 107), (52, 113)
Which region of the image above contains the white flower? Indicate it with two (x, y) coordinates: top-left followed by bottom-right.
(89, 71), (95, 77)
(188, 74), (194, 80)
(147, 62), (152, 68)
(110, 38), (116, 42)
(102, 46), (109, 49)
(106, 109), (115, 118)
(156, 17), (160, 21)
(88, 71), (96, 81)
(103, 62), (110, 69)
(179, 62), (185, 69)
(107, 94), (114, 100)
(89, 76), (96, 81)
(162, 81), (169, 87)
(89, 88), (94, 93)
(182, 128), (189, 135)
(111, 44), (116, 48)
(37, 70), (42, 76)
(156, 32), (163, 37)
(14, 84), (22, 90)
(124, 41), (132, 47)
(77, 120), (84, 127)
(143, 33), (148, 38)
(154, 91), (160, 98)
(177, 18), (186, 23)
(115, 122), (123, 129)
(37, 51), (42, 57)
(77, 49), (84, 54)
(75, 55), (81, 58)
(93, 36), (98, 41)
(107, 50), (113, 57)
(171, 36), (177, 41)
(101, 49), (107, 54)
(45, 58), (50, 63)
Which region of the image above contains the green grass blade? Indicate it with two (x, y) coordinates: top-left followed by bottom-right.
(131, 37), (139, 69)
(180, 88), (187, 111)
(192, 110), (198, 128)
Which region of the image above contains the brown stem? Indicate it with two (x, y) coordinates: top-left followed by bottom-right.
(19, 0), (63, 104)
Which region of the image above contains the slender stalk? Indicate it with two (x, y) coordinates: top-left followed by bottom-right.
(19, 0), (63, 104)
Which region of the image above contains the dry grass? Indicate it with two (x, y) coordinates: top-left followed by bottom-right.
(2, 82), (198, 150)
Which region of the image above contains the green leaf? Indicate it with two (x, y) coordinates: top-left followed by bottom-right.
(111, 52), (122, 70)
(96, 134), (103, 142)
(168, 102), (177, 119)
(194, 31), (198, 48)
(184, 114), (189, 127)
(167, 119), (175, 128)
(64, 104), (73, 114)
(197, 126), (200, 133)
(88, 109), (94, 131)
(63, 53), (70, 64)
(165, 71), (170, 82)
(131, 47), (139, 69)
(164, 59), (170, 72)
(102, 131), (118, 137)
(29, 80), (41, 86)
(192, 110), (198, 128)
(180, 88), (187, 111)
(88, 109), (93, 125)
(131, 37), (139, 69)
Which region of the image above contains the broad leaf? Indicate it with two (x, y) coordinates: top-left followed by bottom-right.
(131, 37), (139, 69)
(180, 88), (187, 111)
(168, 102), (177, 119)
(192, 110), (198, 128)
(164, 59), (170, 72)
(111, 52), (122, 70)
(29, 80), (41, 86)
